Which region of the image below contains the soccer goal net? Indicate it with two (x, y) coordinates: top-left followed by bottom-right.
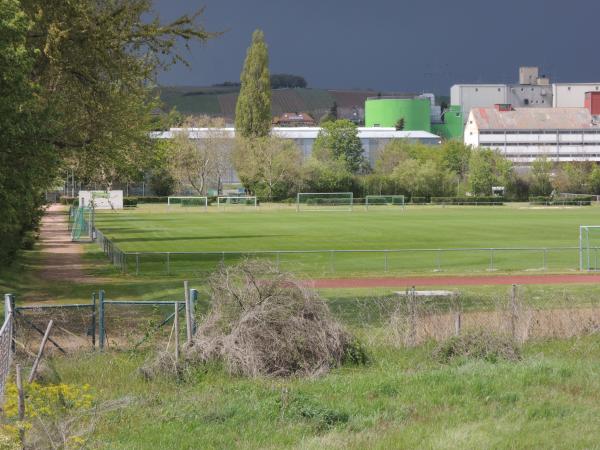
(296, 192), (353, 211)
(365, 195), (405, 210)
(70, 207), (92, 241)
(168, 196), (208, 209)
(580, 225), (600, 271)
(217, 196), (257, 208)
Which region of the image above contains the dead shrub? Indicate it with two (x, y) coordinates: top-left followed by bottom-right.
(186, 260), (364, 377)
(433, 329), (521, 363)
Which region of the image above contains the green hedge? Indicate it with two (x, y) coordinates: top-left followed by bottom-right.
(431, 197), (504, 205)
(529, 196), (593, 206)
(124, 197), (138, 207)
(59, 196), (78, 206)
(137, 196), (168, 204)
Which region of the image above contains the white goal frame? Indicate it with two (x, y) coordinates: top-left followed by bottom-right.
(167, 196), (208, 209)
(580, 225), (600, 271)
(365, 195), (405, 210)
(296, 192), (354, 212)
(217, 196), (257, 208)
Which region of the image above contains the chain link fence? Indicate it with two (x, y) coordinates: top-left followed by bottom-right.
(95, 246), (591, 277)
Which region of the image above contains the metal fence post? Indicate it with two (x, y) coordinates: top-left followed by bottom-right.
(510, 284), (518, 339)
(9, 294), (15, 353)
(436, 250), (442, 272)
(166, 253), (170, 276)
(330, 250), (335, 273)
(91, 292), (96, 348)
(184, 281), (192, 346)
(489, 249), (495, 271)
(98, 290), (105, 351)
(190, 288), (198, 334)
(136, 253), (140, 276)
(384, 250), (388, 272)
(543, 248), (547, 271)
(276, 251), (281, 271)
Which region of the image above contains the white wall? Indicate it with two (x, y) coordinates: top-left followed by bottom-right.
(553, 83), (600, 107)
(79, 190), (123, 209)
(451, 85), (507, 121)
(463, 111), (480, 147)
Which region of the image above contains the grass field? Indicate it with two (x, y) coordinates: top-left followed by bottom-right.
(93, 204), (600, 276)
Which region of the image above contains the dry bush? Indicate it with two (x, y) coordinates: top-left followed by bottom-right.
(186, 260), (362, 377)
(433, 329), (521, 363)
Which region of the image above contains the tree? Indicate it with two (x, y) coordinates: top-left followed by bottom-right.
(235, 29), (271, 138)
(374, 140), (413, 174)
(529, 157), (553, 196)
(270, 73), (307, 89)
(0, 0), (55, 262)
(233, 137), (302, 200)
(442, 141), (472, 179)
(312, 119), (364, 173)
(20, 0), (216, 188)
(170, 117), (230, 195)
(468, 149), (512, 196)
(392, 159), (457, 199)
(302, 158), (354, 193)
(319, 101), (338, 124)
(589, 165), (600, 195)
(395, 118), (405, 131)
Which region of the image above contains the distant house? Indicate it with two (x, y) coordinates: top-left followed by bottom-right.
(272, 112), (315, 127)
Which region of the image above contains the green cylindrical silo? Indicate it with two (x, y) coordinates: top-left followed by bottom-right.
(365, 98), (431, 131)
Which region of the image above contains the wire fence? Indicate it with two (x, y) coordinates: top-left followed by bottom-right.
(356, 285), (600, 347)
(0, 295), (14, 401)
(8, 287), (199, 357)
(94, 245), (594, 276)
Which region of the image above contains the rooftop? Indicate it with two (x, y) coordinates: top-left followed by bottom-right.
(470, 107), (598, 130)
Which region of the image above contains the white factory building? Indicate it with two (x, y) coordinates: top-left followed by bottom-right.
(153, 127), (441, 183)
(451, 66), (600, 122)
(464, 105), (600, 163)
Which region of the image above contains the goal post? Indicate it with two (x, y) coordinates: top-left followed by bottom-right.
(580, 225), (600, 271)
(217, 196), (257, 208)
(365, 195), (405, 210)
(167, 196), (208, 209)
(296, 192), (354, 212)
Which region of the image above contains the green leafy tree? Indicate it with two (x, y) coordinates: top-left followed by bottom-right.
(313, 119), (364, 173)
(302, 158), (354, 193)
(468, 149), (512, 196)
(589, 166), (600, 195)
(442, 141), (472, 179)
(234, 137), (302, 200)
(235, 29), (271, 138)
(529, 157), (553, 196)
(395, 118), (405, 131)
(0, 0), (55, 262)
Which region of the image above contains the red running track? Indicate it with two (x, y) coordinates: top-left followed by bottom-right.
(308, 273), (600, 288)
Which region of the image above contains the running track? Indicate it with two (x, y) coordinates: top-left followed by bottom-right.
(309, 273), (600, 288)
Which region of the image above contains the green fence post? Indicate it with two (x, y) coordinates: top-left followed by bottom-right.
(190, 289), (198, 334)
(91, 292), (96, 348)
(98, 290), (105, 351)
(166, 253), (171, 276)
(136, 253), (140, 275)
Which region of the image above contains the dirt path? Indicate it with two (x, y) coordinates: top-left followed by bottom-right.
(309, 273), (600, 288)
(37, 204), (100, 284)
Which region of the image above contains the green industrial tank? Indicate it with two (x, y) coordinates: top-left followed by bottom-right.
(365, 98), (431, 131)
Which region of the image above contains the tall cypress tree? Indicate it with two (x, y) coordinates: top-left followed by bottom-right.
(235, 29), (271, 138)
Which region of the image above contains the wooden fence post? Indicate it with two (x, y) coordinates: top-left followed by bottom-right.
(28, 320), (54, 383)
(16, 364), (25, 444)
(510, 284), (518, 339)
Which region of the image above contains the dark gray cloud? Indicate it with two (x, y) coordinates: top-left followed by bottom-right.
(154, 0), (600, 94)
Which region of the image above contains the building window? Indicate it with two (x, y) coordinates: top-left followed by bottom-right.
(524, 99), (529, 105)
(498, 88), (501, 92)
(475, 88), (479, 92)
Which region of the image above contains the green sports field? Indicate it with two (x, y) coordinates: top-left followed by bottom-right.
(93, 204), (600, 276)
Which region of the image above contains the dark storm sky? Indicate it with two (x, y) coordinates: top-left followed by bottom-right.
(153, 0), (600, 94)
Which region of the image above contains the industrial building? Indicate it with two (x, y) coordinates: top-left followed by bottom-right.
(154, 127), (442, 183)
(464, 94), (600, 163)
(452, 66), (600, 123)
(364, 95), (463, 140)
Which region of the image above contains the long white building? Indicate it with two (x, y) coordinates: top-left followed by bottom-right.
(464, 106), (600, 163)
(153, 127), (441, 183)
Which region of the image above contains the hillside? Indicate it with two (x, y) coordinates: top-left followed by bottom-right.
(158, 86), (414, 121)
